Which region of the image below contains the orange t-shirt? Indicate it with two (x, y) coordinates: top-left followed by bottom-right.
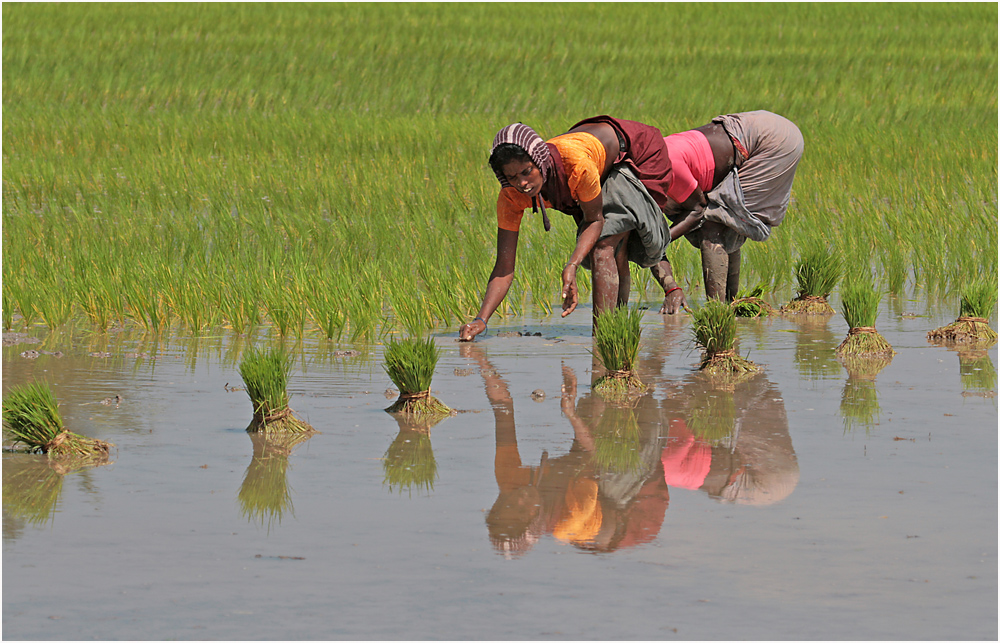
(496, 132), (607, 232)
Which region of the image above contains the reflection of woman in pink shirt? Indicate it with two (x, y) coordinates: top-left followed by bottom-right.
(659, 419), (712, 490)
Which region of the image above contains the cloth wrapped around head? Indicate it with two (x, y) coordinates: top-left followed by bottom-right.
(491, 123), (553, 231)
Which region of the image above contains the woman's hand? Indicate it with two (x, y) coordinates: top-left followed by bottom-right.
(459, 318), (487, 342)
(659, 286), (688, 314)
(560, 263), (580, 317)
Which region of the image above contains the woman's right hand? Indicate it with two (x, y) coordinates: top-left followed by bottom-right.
(459, 318), (487, 342)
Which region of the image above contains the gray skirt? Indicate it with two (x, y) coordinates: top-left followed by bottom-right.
(577, 164), (671, 269)
(695, 111), (804, 253)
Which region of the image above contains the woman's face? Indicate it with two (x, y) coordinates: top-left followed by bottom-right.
(502, 159), (543, 198)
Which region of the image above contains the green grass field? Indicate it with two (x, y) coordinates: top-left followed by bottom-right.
(3, 3), (996, 337)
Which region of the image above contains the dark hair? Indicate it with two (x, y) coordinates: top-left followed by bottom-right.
(488, 143), (531, 176)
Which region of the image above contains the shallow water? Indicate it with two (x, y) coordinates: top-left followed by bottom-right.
(3, 297), (997, 641)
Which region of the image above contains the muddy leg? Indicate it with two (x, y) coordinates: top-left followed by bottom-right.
(591, 232), (629, 327)
(615, 234), (631, 307)
(726, 247), (741, 302)
(699, 221), (729, 301)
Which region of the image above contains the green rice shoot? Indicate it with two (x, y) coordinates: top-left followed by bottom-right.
(2, 382), (113, 464)
(691, 300), (760, 375)
(239, 345), (315, 433)
(781, 248), (841, 315)
(591, 306), (645, 399)
(731, 284), (773, 318)
(383, 337), (454, 419)
(836, 281), (894, 357)
(927, 279), (998, 345)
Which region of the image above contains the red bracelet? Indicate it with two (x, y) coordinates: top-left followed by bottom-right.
(665, 286), (683, 296)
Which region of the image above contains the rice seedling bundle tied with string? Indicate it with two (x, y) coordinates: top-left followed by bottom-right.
(592, 306), (646, 399)
(927, 279), (998, 346)
(781, 248), (841, 315)
(2, 382), (113, 464)
(239, 346), (315, 433)
(836, 282), (895, 357)
(731, 284), (774, 318)
(692, 300), (760, 376)
(383, 337), (454, 420)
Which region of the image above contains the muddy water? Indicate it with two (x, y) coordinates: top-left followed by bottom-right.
(3, 297), (997, 640)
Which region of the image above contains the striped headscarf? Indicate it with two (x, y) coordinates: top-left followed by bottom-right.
(491, 123), (552, 231)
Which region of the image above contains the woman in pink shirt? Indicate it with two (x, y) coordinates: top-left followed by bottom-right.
(654, 111), (804, 313)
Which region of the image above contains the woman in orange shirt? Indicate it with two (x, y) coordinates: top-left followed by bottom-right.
(459, 118), (702, 341)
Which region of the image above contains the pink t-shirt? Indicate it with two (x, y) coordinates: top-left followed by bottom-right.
(663, 130), (715, 203)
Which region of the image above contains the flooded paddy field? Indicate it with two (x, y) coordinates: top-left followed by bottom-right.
(2, 296), (996, 641)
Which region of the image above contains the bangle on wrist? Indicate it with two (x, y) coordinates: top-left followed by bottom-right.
(474, 316), (487, 332)
(665, 286), (682, 296)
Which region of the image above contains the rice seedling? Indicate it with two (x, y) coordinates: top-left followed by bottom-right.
(781, 248), (841, 315)
(691, 300), (760, 376)
(238, 345), (315, 433)
(927, 279), (998, 346)
(383, 336), (454, 419)
(2, 382), (114, 464)
(836, 281), (895, 357)
(591, 306), (645, 399)
(238, 431), (314, 530)
(382, 418), (439, 496)
(731, 284), (774, 318)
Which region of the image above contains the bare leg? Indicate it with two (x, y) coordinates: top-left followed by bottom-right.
(699, 221), (729, 301)
(726, 247), (741, 301)
(615, 234), (630, 307)
(591, 231), (629, 325)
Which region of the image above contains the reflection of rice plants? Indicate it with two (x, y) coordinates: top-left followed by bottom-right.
(590, 405), (643, 474)
(2, 456), (64, 528)
(238, 431), (313, 529)
(927, 279), (998, 346)
(840, 377), (881, 433)
(383, 423), (438, 495)
(239, 346), (315, 433)
(957, 349), (997, 395)
(692, 300), (760, 375)
(836, 281), (894, 357)
(3, 382), (113, 464)
(592, 306), (645, 399)
(781, 248), (841, 315)
(731, 284), (773, 318)
(686, 388), (737, 443)
(383, 337), (454, 419)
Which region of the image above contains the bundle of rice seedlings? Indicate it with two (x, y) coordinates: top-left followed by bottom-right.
(692, 300), (760, 376)
(927, 279), (998, 346)
(731, 284), (774, 318)
(835, 282), (895, 357)
(592, 306), (645, 399)
(780, 248), (841, 315)
(957, 348), (997, 396)
(383, 337), (454, 419)
(3, 382), (113, 464)
(237, 431), (313, 529)
(383, 418), (440, 495)
(590, 405), (643, 474)
(239, 346), (315, 433)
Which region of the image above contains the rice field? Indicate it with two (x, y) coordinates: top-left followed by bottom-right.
(2, 3), (997, 338)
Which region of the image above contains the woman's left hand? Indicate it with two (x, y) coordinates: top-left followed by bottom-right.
(560, 263), (579, 317)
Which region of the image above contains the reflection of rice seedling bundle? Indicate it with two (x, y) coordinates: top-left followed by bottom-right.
(237, 431), (313, 529)
(731, 285), (774, 318)
(2, 455), (65, 527)
(3, 382), (113, 464)
(592, 306), (645, 399)
(239, 346), (315, 433)
(590, 405), (643, 474)
(837, 353), (893, 380)
(836, 282), (894, 357)
(840, 377), (881, 433)
(686, 388), (737, 444)
(927, 280), (998, 346)
(957, 349), (997, 395)
(383, 337), (454, 419)
(383, 421), (439, 495)
(692, 300), (760, 375)
(781, 248), (841, 315)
